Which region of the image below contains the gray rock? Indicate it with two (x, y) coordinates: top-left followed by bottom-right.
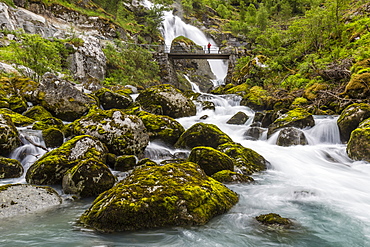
(0, 184), (62, 219)
(276, 127), (308, 146)
(226, 111), (249, 125)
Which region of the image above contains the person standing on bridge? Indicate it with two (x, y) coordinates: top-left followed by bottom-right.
(207, 42), (211, 53)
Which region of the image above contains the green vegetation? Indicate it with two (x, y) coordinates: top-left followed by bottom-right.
(103, 40), (161, 87)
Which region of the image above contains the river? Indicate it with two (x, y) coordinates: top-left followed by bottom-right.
(1, 93), (370, 246)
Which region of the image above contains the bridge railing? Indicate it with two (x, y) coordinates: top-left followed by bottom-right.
(121, 43), (228, 54)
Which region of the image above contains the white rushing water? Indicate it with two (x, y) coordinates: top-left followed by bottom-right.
(2, 93), (370, 246)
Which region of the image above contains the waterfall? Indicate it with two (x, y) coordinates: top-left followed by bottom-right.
(160, 9), (228, 86)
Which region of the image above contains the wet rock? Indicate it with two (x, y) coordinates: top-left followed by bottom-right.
(70, 108), (149, 156)
(255, 213), (293, 228)
(175, 122), (233, 149)
(0, 114), (21, 157)
(337, 103), (370, 143)
(0, 157), (23, 179)
(267, 108), (315, 137)
(0, 108), (35, 127)
(42, 127), (64, 148)
(136, 111), (185, 145)
(251, 110), (275, 128)
(32, 117), (66, 133)
(79, 162), (239, 232)
(342, 72), (370, 99)
(136, 84), (196, 118)
(28, 73), (97, 122)
(62, 158), (116, 198)
(244, 127), (265, 140)
(211, 170), (254, 184)
(226, 111), (249, 125)
(276, 127), (308, 146)
(217, 142), (268, 175)
(347, 118), (370, 162)
(188, 146), (234, 176)
(0, 184), (62, 219)
(0, 77), (28, 113)
(94, 88), (133, 110)
(26, 135), (108, 185)
(23, 105), (53, 121)
(200, 101), (215, 111)
(114, 155), (137, 172)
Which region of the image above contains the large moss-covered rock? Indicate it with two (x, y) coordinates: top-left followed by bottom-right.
(114, 155), (137, 172)
(211, 170), (254, 184)
(27, 73), (97, 121)
(94, 87), (133, 110)
(0, 114), (20, 157)
(240, 86), (269, 111)
(136, 84), (196, 118)
(217, 142), (268, 175)
(137, 111), (185, 145)
(42, 128), (64, 148)
(0, 157), (23, 179)
(276, 127), (308, 146)
(0, 77), (28, 113)
(188, 146), (234, 176)
(342, 73), (370, 99)
(267, 108), (315, 137)
(79, 162), (239, 232)
(23, 105), (54, 121)
(347, 118), (370, 162)
(26, 135), (108, 185)
(0, 108), (35, 127)
(0, 184), (62, 219)
(70, 109), (149, 156)
(62, 158), (116, 197)
(175, 123), (233, 149)
(337, 103), (370, 143)
(32, 117), (66, 131)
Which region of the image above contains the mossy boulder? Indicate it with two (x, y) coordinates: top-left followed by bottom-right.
(42, 128), (64, 148)
(114, 155), (137, 172)
(32, 117), (66, 132)
(217, 142), (268, 175)
(0, 184), (61, 219)
(226, 111), (249, 125)
(23, 105), (54, 121)
(0, 77), (28, 113)
(62, 158), (116, 198)
(267, 108), (315, 137)
(188, 146), (234, 176)
(290, 97), (309, 109)
(276, 127), (308, 146)
(79, 162), (239, 232)
(175, 123), (233, 149)
(211, 170), (254, 184)
(255, 213), (293, 228)
(136, 111), (185, 145)
(94, 87), (133, 110)
(0, 114), (20, 157)
(0, 108), (35, 127)
(26, 135), (108, 185)
(0, 157), (23, 179)
(304, 83), (328, 100)
(70, 109), (149, 156)
(342, 73), (370, 99)
(347, 118), (370, 162)
(27, 73), (97, 122)
(337, 103), (370, 143)
(136, 84), (196, 118)
(240, 86), (269, 111)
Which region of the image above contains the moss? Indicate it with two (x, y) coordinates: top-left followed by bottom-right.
(0, 108), (35, 127)
(290, 97), (309, 108)
(188, 146), (234, 176)
(217, 142), (268, 175)
(304, 83), (328, 100)
(225, 83), (250, 95)
(0, 157), (23, 179)
(255, 213), (293, 228)
(136, 111), (184, 145)
(114, 155), (137, 172)
(23, 105), (54, 121)
(175, 122), (233, 149)
(32, 117), (65, 132)
(211, 170), (254, 184)
(79, 162), (239, 232)
(342, 73), (370, 99)
(42, 127), (64, 148)
(347, 118), (370, 162)
(240, 86), (269, 111)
